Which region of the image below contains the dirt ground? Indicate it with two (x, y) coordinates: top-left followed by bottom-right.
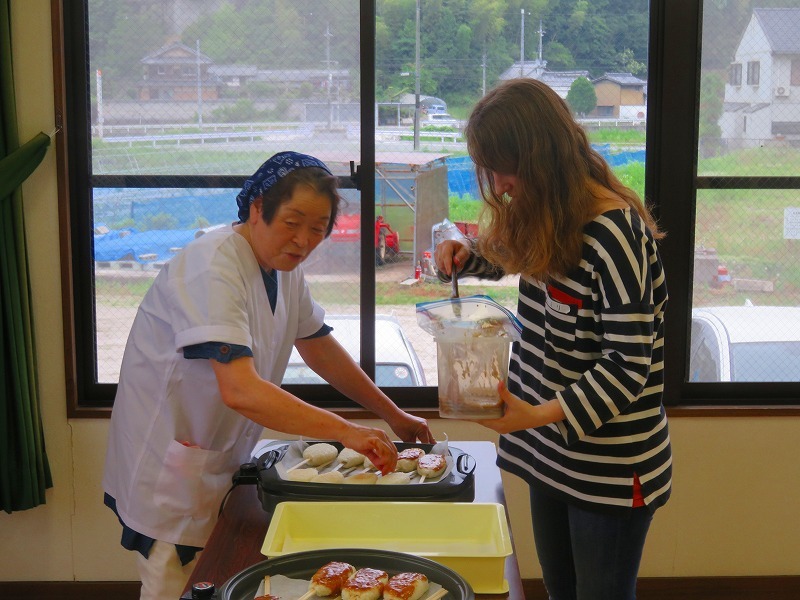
(95, 248), (518, 386)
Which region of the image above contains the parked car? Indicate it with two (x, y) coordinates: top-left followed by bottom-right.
(423, 113), (459, 127)
(282, 314), (427, 386)
(690, 306), (800, 382)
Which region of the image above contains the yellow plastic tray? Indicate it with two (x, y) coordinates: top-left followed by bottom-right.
(261, 501), (512, 594)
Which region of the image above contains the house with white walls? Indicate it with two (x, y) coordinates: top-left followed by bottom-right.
(720, 7), (800, 149)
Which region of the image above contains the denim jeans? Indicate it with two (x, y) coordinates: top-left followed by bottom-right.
(529, 487), (653, 600)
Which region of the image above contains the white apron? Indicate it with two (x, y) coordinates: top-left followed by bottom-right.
(102, 226), (324, 547)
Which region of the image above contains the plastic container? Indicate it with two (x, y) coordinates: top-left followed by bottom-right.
(435, 329), (513, 419)
(261, 501), (512, 594)
(417, 295), (522, 420)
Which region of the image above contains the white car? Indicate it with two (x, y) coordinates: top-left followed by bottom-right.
(423, 113), (459, 127)
(690, 306), (800, 382)
(283, 314), (427, 387)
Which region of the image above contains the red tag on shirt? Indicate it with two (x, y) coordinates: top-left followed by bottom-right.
(547, 285), (583, 309)
(632, 472), (645, 507)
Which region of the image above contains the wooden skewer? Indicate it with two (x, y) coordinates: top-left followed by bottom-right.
(424, 589), (449, 600)
(286, 458), (310, 472)
(263, 575), (270, 594)
(297, 590), (316, 600)
(418, 475), (427, 484)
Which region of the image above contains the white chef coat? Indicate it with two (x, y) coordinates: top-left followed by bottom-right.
(102, 226), (325, 548)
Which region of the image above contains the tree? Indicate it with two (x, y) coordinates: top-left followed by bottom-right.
(566, 76), (596, 116)
(617, 48), (647, 77)
(698, 71), (726, 157)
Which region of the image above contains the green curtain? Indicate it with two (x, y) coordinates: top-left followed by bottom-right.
(0, 0), (53, 512)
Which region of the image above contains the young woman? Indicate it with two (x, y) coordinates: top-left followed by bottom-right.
(435, 79), (671, 600)
(104, 151), (434, 599)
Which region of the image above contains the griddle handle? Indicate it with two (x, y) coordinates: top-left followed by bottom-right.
(259, 447), (284, 471)
(455, 452), (476, 475)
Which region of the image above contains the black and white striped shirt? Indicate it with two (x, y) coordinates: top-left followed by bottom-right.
(458, 208), (671, 512)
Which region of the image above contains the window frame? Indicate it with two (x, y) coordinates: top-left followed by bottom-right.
(730, 62), (742, 86)
(55, 0), (800, 417)
(746, 60), (760, 86)
(651, 0), (800, 410)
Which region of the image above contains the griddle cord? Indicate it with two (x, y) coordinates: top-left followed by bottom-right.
(218, 462), (259, 517)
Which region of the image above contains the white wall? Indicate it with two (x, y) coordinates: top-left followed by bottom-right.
(2, 1), (800, 584)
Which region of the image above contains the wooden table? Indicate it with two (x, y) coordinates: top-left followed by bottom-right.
(182, 440), (524, 599)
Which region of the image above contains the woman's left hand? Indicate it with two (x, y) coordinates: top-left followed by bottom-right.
(476, 382), (564, 434)
(390, 412), (436, 444)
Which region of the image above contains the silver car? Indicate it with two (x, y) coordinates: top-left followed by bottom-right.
(283, 314), (427, 386)
(690, 305), (800, 382)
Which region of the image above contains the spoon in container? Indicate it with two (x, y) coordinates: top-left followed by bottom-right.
(451, 267), (461, 318)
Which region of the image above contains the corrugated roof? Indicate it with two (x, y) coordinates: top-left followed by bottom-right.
(754, 8), (800, 53)
(208, 65), (259, 77)
(140, 42), (213, 65)
(592, 72), (646, 87)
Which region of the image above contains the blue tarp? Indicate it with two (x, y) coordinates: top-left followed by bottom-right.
(444, 145), (645, 199)
(93, 149), (645, 262)
(94, 228), (200, 263)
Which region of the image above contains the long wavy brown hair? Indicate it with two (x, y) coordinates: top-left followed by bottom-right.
(464, 78), (663, 279)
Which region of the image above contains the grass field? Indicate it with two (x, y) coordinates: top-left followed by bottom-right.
(93, 137), (800, 309)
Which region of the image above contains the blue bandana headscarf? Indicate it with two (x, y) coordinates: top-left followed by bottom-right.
(236, 151), (333, 223)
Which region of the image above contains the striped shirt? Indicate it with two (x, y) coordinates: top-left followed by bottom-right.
(458, 208), (671, 513)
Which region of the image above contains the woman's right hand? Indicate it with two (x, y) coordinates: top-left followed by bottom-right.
(434, 239), (472, 277)
(339, 423), (398, 475)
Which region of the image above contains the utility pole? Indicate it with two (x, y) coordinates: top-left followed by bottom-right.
(96, 69), (104, 139)
(324, 24), (334, 129)
(520, 9), (525, 77)
(482, 52), (487, 96)
(413, 0), (421, 150)
(196, 39), (203, 128)
(538, 20), (545, 62)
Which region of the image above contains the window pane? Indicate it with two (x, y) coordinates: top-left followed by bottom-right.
(89, 2), (360, 176)
(700, 4), (800, 171)
(693, 3), (800, 383)
(87, 1), (364, 388)
(94, 186), (239, 382)
(373, 1), (650, 388)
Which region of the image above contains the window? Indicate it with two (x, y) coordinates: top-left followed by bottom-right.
(747, 60), (760, 86)
(730, 63), (742, 86)
(657, 0), (800, 405)
(58, 0), (799, 415)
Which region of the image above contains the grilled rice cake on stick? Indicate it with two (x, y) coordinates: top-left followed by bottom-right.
(383, 572), (430, 600)
(343, 471), (379, 485)
(336, 447), (366, 469)
(375, 471), (413, 485)
(285, 467), (318, 482)
(309, 470), (345, 484)
(307, 561), (356, 597)
(341, 568), (389, 600)
(301, 442), (338, 467)
(416, 454), (447, 483)
(395, 448), (426, 472)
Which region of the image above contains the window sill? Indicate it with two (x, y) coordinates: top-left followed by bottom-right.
(667, 405), (800, 417)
